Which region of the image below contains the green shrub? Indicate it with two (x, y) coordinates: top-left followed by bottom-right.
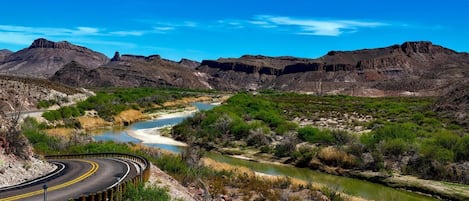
(433, 130), (459, 150)
(155, 154), (189, 175)
(361, 123), (416, 149)
(420, 143), (454, 163)
(297, 126), (335, 144)
(411, 112), (425, 124)
(42, 110), (61, 121)
(37, 100), (56, 109)
(123, 183), (170, 201)
(274, 138), (296, 157)
(455, 135), (469, 162)
(380, 138), (411, 157)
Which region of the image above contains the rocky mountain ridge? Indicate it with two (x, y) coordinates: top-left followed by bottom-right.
(0, 38), (109, 78)
(51, 54), (210, 89)
(199, 41), (468, 94)
(0, 38), (467, 96)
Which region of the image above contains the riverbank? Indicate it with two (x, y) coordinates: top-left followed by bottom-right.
(216, 147), (469, 201)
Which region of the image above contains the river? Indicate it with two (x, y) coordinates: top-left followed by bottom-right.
(93, 102), (439, 201)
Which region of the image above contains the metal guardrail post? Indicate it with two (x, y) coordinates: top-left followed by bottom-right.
(103, 191), (109, 200)
(109, 188), (114, 201)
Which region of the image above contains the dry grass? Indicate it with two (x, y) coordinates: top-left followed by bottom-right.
(114, 109), (148, 124)
(76, 116), (111, 130)
(162, 95), (230, 107)
(318, 146), (357, 168)
(201, 157), (255, 177)
(45, 128), (74, 137)
(163, 96), (212, 107)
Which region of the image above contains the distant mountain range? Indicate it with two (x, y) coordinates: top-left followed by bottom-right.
(1, 38), (468, 96)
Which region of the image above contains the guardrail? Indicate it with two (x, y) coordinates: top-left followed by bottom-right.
(45, 152), (151, 201)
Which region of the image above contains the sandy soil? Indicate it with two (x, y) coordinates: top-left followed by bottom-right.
(127, 129), (188, 146)
(149, 109), (197, 120)
(126, 109), (199, 146)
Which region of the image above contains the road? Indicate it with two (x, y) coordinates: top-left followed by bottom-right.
(0, 157), (141, 201)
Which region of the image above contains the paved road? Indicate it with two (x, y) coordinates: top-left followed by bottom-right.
(0, 157), (140, 201)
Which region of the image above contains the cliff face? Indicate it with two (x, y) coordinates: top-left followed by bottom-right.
(200, 41), (469, 95)
(0, 38), (109, 78)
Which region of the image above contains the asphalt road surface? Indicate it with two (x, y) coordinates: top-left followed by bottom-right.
(0, 157), (140, 201)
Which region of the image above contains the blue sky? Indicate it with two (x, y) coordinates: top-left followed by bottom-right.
(0, 0), (468, 61)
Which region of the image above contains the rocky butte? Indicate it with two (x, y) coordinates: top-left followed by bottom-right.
(0, 38), (108, 78)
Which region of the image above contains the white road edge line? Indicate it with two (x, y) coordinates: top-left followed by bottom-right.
(106, 158), (131, 189)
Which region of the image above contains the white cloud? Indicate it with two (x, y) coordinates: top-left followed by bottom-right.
(109, 31), (144, 36)
(0, 32), (38, 45)
(75, 27), (100, 35)
(253, 15), (387, 36)
(0, 24), (145, 50)
(154, 27), (175, 31)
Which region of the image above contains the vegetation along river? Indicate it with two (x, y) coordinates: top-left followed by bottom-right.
(93, 102), (439, 201)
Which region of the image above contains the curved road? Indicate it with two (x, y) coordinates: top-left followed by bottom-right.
(0, 157), (140, 201)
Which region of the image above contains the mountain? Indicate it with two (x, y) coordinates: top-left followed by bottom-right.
(0, 38), (108, 78)
(199, 41), (469, 95)
(2, 39), (467, 96)
(50, 55), (211, 89)
(0, 49), (13, 62)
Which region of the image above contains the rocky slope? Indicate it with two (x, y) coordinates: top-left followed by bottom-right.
(434, 80), (469, 126)
(0, 154), (55, 188)
(0, 75), (88, 113)
(199, 41), (469, 95)
(0, 38), (108, 78)
(51, 54), (211, 89)
(0, 49), (12, 62)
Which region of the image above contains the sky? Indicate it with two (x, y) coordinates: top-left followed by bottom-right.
(0, 0), (468, 61)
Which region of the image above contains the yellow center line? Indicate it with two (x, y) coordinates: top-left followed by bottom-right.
(0, 159), (99, 201)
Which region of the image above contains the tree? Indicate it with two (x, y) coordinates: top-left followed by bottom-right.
(0, 99), (32, 159)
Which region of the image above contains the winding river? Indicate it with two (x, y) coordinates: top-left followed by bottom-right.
(93, 103), (438, 201)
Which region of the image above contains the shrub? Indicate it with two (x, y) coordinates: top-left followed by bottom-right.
(411, 112), (425, 124)
(361, 123), (416, 149)
(331, 130), (352, 145)
(379, 138), (411, 157)
(420, 142), (454, 163)
(433, 130), (459, 150)
(274, 137), (297, 157)
(37, 99), (56, 109)
(298, 126), (335, 144)
(42, 110), (61, 121)
(317, 147), (356, 168)
(455, 135), (469, 162)
(123, 183), (170, 201)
